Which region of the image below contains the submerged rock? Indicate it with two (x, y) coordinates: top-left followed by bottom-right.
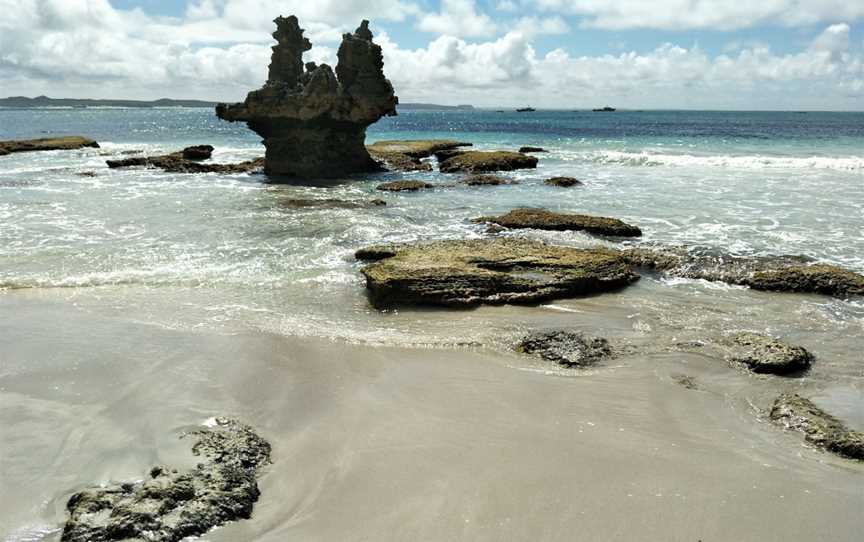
(545, 176), (582, 187)
(623, 246), (864, 297)
(0, 136), (99, 155)
(728, 332), (813, 375)
(519, 146), (547, 153)
(671, 374), (700, 390)
(516, 330), (613, 367)
(106, 146), (264, 174)
(769, 394), (864, 460)
(216, 17), (398, 178)
(355, 238), (639, 308)
(462, 174), (515, 186)
(438, 151), (538, 173)
(61, 417), (271, 542)
(278, 198), (386, 209)
(376, 180), (433, 192)
(367, 140), (472, 172)
(473, 208), (642, 237)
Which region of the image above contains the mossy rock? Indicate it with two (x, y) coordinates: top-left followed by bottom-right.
(356, 238), (639, 308)
(462, 174), (515, 186)
(728, 332), (813, 375)
(376, 180), (433, 192)
(0, 136), (99, 155)
(473, 208), (642, 237)
(438, 151), (538, 173)
(516, 330), (613, 367)
(367, 140), (472, 172)
(770, 394), (864, 460)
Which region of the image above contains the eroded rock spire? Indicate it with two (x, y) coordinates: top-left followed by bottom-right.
(216, 16), (398, 179)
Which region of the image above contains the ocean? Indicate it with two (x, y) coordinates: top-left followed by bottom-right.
(1, 108), (863, 541)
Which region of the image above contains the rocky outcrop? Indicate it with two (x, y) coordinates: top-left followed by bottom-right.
(770, 394), (864, 460)
(462, 174), (515, 186)
(216, 16), (398, 178)
(623, 246), (864, 297)
(0, 136), (99, 155)
(376, 180), (433, 192)
(545, 176), (582, 187)
(473, 208), (642, 237)
(438, 151), (538, 173)
(367, 140), (471, 172)
(61, 418), (271, 542)
(519, 146), (547, 153)
(516, 330), (613, 367)
(106, 146), (264, 174)
(355, 238), (639, 308)
(728, 332), (813, 375)
(278, 198), (386, 209)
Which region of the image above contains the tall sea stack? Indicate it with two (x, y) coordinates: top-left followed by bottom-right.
(216, 16), (398, 178)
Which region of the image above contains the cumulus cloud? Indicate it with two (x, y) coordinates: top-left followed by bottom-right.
(0, 0), (861, 109)
(417, 0), (499, 38)
(532, 0), (864, 30)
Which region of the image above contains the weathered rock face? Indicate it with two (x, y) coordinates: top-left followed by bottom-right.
(623, 246), (864, 297)
(516, 330), (613, 367)
(728, 332), (813, 375)
(355, 238), (639, 308)
(216, 16), (398, 178)
(473, 208), (642, 237)
(770, 394), (864, 460)
(0, 136), (99, 155)
(61, 418), (271, 542)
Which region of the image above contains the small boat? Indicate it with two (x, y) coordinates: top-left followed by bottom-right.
(516, 107), (536, 112)
(592, 106), (616, 112)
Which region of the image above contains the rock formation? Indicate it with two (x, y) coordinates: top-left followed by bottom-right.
(216, 16), (398, 178)
(367, 140), (472, 172)
(438, 151), (538, 173)
(545, 176), (582, 187)
(727, 332), (813, 375)
(473, 208), (642, 237)
(106, 146), (263, 174)
(0, 136), (99, 155)
(770, 394), (864, 460)
(516, 330), (614, 367)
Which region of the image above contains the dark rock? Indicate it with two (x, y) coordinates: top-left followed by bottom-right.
(61, 418), (271, 542)
(356, 238), (639, 308)
(473, 208), (642, 237)
(516, 330), (613, 367)
(106, 148), (264, 174)
(462, 174), (515, 186)
(519, 146), (547, 153)
(367, 140), (472, 172)
(622, 246), (864, 298)
(216, 17), (398, 178)
(181, 145), (214, 160)
(0, 136), (99, 155)
(438, 151), (538, 173)
(770, 394), (864, 460)
(728, 332), (813, 375)
(545, 176), (582, 187)
(434, 149), (470, 161)
(76, 171), (98, 178)
(376, 180), (432, 192)
(279, 198), (386, 209)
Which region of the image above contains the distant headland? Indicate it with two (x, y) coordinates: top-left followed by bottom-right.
(0, 95), (474, 112)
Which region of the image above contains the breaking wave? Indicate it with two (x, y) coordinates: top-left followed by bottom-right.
(576, 150), (864, 171)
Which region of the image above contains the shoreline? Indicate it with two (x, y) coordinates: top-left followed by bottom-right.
(2, 291), (862, 541)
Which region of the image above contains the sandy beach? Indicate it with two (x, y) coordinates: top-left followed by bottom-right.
(2, 289), (862, 541)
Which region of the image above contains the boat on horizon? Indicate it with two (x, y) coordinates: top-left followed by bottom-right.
(516, 107), (536, 112)
(592, 106), (616, 112)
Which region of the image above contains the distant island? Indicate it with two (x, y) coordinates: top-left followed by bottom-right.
(0, 96), (475, 111)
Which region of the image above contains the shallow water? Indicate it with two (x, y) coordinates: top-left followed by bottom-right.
(1, 109), (863, 540)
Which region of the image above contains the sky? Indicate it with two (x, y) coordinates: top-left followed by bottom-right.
(1, 1), (863, 110)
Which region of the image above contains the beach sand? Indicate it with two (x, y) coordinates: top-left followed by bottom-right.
(2, 290), (862, 541)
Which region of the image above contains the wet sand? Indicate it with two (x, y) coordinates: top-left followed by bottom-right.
(1, 291), (862, 541)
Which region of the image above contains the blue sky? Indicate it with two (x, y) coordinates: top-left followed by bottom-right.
(1, 1), (863, 109)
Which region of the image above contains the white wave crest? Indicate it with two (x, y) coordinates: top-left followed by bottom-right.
(578, 150), (864, 171)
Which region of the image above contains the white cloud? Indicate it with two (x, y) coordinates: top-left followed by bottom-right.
(417, 0), (499, 38)
(0, 1), (861, 109)
(532, 0), (864, 30)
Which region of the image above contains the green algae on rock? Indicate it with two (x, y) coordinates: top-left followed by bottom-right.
(622, 246), (864, 298)
(516, 330), (613, 367)
(376, 180), (433, 192)
(61, 417), (271, 542)
(0, 136), (99, 155)
(356, 238), (639, 308)
(728, 332), (813, 375)
(438, 151), (538, 173)
(770, 394), (864, 460)
(473, 208), (642, 237)
(462, 174), (515, 186)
